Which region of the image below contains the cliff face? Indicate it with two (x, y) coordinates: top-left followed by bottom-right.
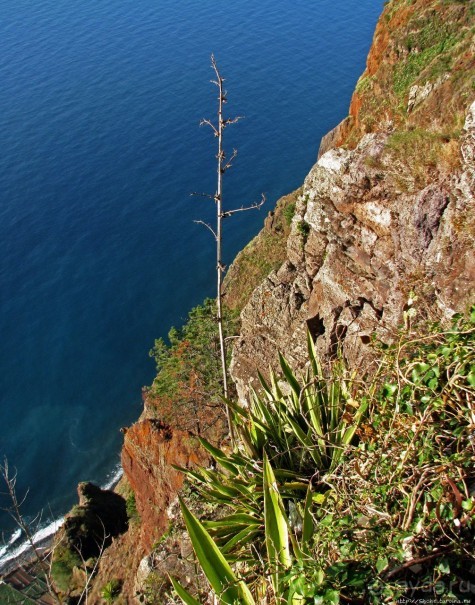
(230, 0), (474, 400)
(222, 189), (300, 311)
(121, 418), (209, 551)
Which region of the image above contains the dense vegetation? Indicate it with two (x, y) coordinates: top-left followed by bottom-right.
(147, 298), (239, 439)
(171, 307), (475, 604)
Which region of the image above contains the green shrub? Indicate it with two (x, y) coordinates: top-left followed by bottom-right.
(149, 299), (238, 392)
(126, 492), (139, 523)
(148, 298), (239, 437)
(283, 202), (296, 226)
(296, 220), (310, 242)
(50, 545), (82, 593)
(101, 579), (122, 603)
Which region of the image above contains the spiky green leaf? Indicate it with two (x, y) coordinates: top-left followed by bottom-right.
(170, 576), (201, 605)
(263, 452), (291, 595)
(179, 498), (255, 605)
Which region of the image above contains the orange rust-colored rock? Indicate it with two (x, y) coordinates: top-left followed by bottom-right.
(335, 0), (473, 149)
(366, 14), (391, 77)
(121, 418), (209, 551)
(349, 92), (363, 127)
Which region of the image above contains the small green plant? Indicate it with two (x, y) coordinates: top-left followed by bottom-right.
(283, 202), (296, 226)
(126, 492), (139, 523)
(101, 578), (122, 603)
(296, 220), (310, 243)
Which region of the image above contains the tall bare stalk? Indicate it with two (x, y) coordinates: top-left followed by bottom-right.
(195, 55), (264, 444)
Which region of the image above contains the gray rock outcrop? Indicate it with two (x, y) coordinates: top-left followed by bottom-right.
(230, 102), (475, 402)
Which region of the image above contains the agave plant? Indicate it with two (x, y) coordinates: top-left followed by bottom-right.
(170, 497), (256, 605)
(171, 454), (317, 605)
(233, 331), (369, 475)
(176, 332), (368, 560)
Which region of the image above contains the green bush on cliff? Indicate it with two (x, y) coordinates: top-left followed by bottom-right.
(126, 492), (139, 523)
(150, 300), (227, 395)
(283, 201), (296, 226)
(50, 544), (83, 594)
(148, 298), (239, 437)
(296, 219), (310, 243)
(101, 578), (122, 603)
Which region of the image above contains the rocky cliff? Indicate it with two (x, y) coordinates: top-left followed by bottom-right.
(320, 0), (474, 154)
(121, 419), (209, 552)
(230, 0), (474, 402)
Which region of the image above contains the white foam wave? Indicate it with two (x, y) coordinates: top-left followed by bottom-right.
(0, 517), (64, 569)
(103, 463), (123, 490)
(0, 528), (22, 560)
(7, 528), (21, 546)
(31, 517), (65, 545)
(0, 462), (123, 571)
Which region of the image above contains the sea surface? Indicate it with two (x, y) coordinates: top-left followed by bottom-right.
(0, 0), (383, 567)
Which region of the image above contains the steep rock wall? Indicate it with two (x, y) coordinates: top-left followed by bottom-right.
(121, 419), (209, 551)
(232, 105), (474, 400)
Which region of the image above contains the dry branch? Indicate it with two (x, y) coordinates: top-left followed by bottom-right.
(197, 55), (265, 445)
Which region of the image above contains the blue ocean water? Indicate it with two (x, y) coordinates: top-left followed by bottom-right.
(0, 0), (383, 564)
